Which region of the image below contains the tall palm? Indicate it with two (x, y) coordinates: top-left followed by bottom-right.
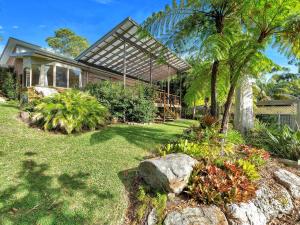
(142, 0), (245, 117)
(220, 0), (300, 133)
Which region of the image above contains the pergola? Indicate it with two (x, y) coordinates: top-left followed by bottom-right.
(76, 17), (190, 85)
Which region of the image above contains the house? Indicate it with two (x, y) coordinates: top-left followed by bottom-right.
(0, 17), (190, 120)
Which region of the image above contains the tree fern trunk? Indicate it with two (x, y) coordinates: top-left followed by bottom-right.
(210, 60), (219, 117)
(220, 83), (235, 133)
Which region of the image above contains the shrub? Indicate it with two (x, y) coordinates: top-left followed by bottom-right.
(32, 90), (108, 134)
(0, 70), (17, 99)
(237, 159), (260, 181)
(136, 185), (167, 225)
(85, 81), (157, 123)
(187, 161), (257, 205)
(246, 121), (300, 161)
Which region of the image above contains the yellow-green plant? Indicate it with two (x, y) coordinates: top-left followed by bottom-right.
(32, 90), (108, 134)
(237, 159), (260, 181)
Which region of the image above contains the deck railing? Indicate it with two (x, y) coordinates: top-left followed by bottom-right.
(155, 90), (181, 106)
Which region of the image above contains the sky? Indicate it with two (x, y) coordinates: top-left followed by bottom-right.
(0, 0), (297, 73)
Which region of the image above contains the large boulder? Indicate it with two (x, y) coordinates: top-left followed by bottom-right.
(139, 153), (198, 194)
(274, 169), (300, 199)
(163, 206), (228, 225)
(226, 202), (267, 225)
(226, 183), (293, 225)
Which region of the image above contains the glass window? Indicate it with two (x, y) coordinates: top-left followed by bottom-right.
(31, 64), (42, 86)
(44, 65), (53, 87)
(56, 66), (68, 87)
(69, 68), (80, 88)
(23, 67), (30, 87)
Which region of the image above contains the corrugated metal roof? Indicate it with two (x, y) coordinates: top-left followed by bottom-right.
(76, 17), (190, 81)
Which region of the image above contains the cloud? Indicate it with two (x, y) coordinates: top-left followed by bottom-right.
(92, 0), (113, 4)
(0, 26), (3, 29)
(12, 25), (19, 29)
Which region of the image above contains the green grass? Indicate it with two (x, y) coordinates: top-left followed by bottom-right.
(0, 102), (197, 225)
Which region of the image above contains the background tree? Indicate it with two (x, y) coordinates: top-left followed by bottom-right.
(46, 28), (89, 57)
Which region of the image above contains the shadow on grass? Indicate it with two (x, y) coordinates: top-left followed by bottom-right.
(0, 158), (114, 224)
(90, 125), (179, 149)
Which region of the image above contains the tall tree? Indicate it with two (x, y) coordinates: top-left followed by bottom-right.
(46, 28), (89, 57)
(142, 0), (245, 117)
(220, 0), (300, 133)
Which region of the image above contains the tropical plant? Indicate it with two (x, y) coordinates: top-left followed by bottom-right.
(142, 0), (246, 117)
(0, 70), (17, 99)
(136, 185), (167, 225)
(246, 122), (300, 161)
(85, 81), (157, 123)
(220, 0), (300, 133)
(32, 90), (108, 134)
(188, 161), (257, 205)
(46, 28), (89, 57)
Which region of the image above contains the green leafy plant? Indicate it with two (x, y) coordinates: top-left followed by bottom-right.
(246, 121), (300, 161)
(32, 90), (108, 134)
(237, 159), (260, 181)
(0, 70), (17, 99)
(85, 81), (157, 123)
(188, 161), (257, 205)
(135, 185), (167, 225)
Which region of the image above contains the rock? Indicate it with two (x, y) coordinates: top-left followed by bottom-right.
(226, 183), (293, 224)
(20, 111), (30, 123)
(226, 202), (267, 225)
(253, 183), (293, 221)
(274, 169), (300, 199)
(34, 86), (58, 97)
(147, 208), (158, 225)
(138, 153), (198, 194)
(163, 206), (228, 225)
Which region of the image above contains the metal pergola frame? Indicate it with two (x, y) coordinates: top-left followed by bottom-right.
(76, 17), (190, 86)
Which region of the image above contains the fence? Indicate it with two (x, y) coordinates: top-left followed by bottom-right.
(255, 100), (300, 130)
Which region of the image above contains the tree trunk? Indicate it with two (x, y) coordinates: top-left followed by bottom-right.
(220, 83), (235, 133)
(210, 60), (219, 117)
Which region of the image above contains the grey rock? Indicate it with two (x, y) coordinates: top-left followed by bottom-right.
(253, 183), (293, 221)
(139, 153), (198, 194)
(226, 202), (267, 225)
(147, 208), (158, 225)
(20, 111), (30, 123)
(226, 183), (293, 225)
(163, 206), (228, 225)
(274, 169), (300, 199)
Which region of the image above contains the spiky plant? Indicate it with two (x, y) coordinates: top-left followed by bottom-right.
(32, 90), (108, 134)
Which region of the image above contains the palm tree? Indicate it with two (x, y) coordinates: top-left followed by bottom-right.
(142, 0), (245, 117)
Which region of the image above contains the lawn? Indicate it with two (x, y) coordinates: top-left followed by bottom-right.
(0, 102), (196, 225)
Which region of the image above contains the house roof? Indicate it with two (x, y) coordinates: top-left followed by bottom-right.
(1, 18), (190, 82)
(76, 17), (190, 81)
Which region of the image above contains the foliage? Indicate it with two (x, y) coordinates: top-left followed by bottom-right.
(239, 144), (270, 167)
(246, 121), (300, 161)
(85, 81), (157, 123)
(46, 28), (89, 57)
(237, 159), (260, 181)
(136, 185), (167, 225)
(254, 72), (300, 101)
(187, 161), (257, 205)
(0, 70), (17, 99)
(32, 90), (108, 134)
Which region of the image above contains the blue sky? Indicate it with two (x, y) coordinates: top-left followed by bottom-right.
(0, 0), (297, 73)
